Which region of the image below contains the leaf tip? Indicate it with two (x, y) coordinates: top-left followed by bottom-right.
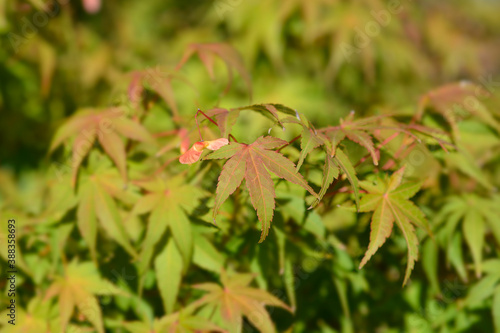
(359, 255), (370, 269)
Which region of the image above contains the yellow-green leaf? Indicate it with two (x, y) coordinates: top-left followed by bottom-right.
(155, 240), (183, 314)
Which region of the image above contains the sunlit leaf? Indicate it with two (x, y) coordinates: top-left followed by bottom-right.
(358, 167), (427, 285)
(44, 261), (123, 333)
(190, 271), (292, 332)
(49, 108), (153, 185)
(205, 136), (318, 241)
(132, 176), (203, 273)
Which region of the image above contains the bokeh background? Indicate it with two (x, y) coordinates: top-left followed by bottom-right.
(1, 0), (500, 332)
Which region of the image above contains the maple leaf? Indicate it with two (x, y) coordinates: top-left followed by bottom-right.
(77, 166), (139, 261)
(204, 137), (319, 242)
(129, 175), (205, 276)
(44, 260), (124, 333)
(179, 138), (229, 164)
(127, 67), (195, 118)
(279, 0), (334, 40)
(49, 107), (153, 186)
(189, 270), (292, 333)
(322, 111), (385, 165)
(358, 167), (430, 286)
(435, 194), (500, 278)
(233, 104), (288, 130)
(0, 296), (59, 332)
(465, 259), (500, 321)
(204, 107), (240, 138)
(309, 153), (339, 209)
(279, 108), (326, 171)
(176, 43), (252, 99)
(210, 2), (285, 71)
(277, 110), (361, 209)
(296, 125), (325, 171)
(200, 104), (360, 212)
(415, 82), (500, 141)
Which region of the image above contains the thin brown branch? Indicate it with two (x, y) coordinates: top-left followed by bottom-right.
(277, 134), (301, 152)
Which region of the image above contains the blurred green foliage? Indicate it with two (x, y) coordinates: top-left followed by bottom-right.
(1, 0), (500, 332)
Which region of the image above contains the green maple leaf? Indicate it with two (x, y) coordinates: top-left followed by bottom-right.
(155, 239), (183, 314)
(129, 174), (205, 309)
(465, 259), (500, 332)
(77, 166), (139, 261)
(131, 175), (204, 269)
(279, 108), (325, 172)
(188, 270), (292, 333)
(44, 260), (124, 333)
(309, 154), (339, 209)
(211, 3), (284, 71)
(0, 296), (59, 332)
(435, 194), (500, 278)
(204, 136), (319, 242)
(358, 166), (430, 286)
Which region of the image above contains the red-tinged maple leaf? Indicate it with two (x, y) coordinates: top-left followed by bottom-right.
(127, 67), (195, 118)
(176, 43), (252, 99)
(188, 270), (292, 333)
(204, 136), (319, 242)
(203, 108), (240, 138)
(44, 260), (124, 333)
(49, 107), (153, 187)
(179, 138), (229, 164)
(415, 81), (500, 140)
(321, 111), (390, 166)
(358, 166), (430, 286)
